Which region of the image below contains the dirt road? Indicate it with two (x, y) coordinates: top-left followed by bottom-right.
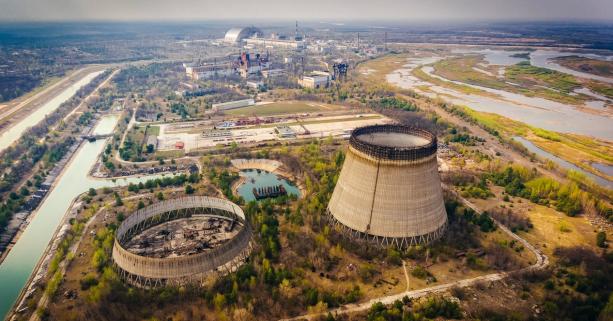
(281, 191), (548, 321)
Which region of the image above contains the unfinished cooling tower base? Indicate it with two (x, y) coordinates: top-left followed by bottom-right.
(325, 210), (447, 248)
(115, 243), (252, 288)
(112, 196), (253, 289)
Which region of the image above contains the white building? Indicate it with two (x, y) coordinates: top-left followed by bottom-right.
(262, 69), (286, 78)
(246, 81), (264, 89)
(186, 64), (237, 80)
(299, 71), (331, 89)
(212, 99), (255, 111)
(224, 27), (263, 43)
(245, 37), (305, 50)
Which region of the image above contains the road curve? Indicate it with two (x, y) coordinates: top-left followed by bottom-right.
(280, 189), (548, 321)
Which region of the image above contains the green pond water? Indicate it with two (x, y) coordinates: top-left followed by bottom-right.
(236, 170), (300, 202)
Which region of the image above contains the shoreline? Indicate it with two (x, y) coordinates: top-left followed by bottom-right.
(231, 159), (307, 200)
(0, 75), (120, 266)
(4, 135), (90, 320)
(0, 66), (106, 139)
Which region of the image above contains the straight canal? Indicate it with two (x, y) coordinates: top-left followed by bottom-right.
(0, 114), (174, 319)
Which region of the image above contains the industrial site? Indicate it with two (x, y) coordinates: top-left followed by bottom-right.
(0, 14), (611, 321)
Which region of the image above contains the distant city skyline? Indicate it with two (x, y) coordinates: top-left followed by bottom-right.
(0, 0), (612, 22)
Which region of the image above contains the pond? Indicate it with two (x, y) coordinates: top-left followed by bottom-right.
(236, 169), (300, 202)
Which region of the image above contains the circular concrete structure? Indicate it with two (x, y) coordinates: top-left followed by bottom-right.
(327, 125), (447, 248)
(112, 196), (252, 287)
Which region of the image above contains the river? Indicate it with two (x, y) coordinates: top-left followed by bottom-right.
(530, 50), (613, 84)
(0, 115), (173, 319)
(512, 137), (612, 189)
(387, 57), (613, 141)
(0, 71), (105, 153)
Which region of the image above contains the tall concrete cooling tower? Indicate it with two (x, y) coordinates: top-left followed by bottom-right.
(327, 125), (447, 248)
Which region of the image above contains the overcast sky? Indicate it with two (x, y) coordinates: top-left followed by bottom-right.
(0, 0), (611, 22)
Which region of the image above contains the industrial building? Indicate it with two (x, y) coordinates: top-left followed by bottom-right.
(225, 24), (306, 50)
(212, 98), (255, 111)
(184, 51), (269, 80)
(244, 37), (305, 49)
(237, 52), (269, 77)
(299, 71), (331, 89)
(112, 196), (252, 287)
(327, 125), (447, 248)
(185, 63), (236, 80)
(224, 27), (263, 43)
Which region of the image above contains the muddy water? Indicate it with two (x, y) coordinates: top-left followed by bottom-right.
(387, 57), (613, 140)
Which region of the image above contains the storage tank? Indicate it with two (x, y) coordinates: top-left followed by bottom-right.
(327, 125), (447, 248)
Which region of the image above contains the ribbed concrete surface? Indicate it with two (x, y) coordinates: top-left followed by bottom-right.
(112, 196), (252, 284)
(328, 145), (447, 240)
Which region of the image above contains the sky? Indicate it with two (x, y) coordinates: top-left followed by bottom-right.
(0, 0), (611, 22)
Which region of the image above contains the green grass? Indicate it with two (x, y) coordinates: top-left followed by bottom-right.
(554, 56), (613, 78)
(506, 61), (580, 93)
(586, 81), (613, 99)
(224, 101), (344, 116)
(428, 56), (587, 104)
(145, 125), (160, 136)
(258, 115), (382, 129)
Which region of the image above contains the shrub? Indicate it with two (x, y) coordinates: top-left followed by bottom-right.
(415, 296), (462, 319)
(80, 274), (99, 290)
(596, 231), (607, 248)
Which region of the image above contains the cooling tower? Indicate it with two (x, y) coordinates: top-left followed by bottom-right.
(327, 125), (447, 248)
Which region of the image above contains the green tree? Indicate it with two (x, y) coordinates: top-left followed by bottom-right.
(185, 185), (195, 194)
(596, 231), (607, 248)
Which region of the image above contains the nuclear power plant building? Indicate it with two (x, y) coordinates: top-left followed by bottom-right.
(327, 125), (447, 248)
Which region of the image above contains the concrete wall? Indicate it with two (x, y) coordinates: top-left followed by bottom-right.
(112, 196), (252, 284)
(328, 145), (447, 241)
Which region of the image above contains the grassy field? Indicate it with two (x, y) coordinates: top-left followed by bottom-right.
(431, 55), (613, 104)
(520, 205), (601, 258)
(224, 101), (346, 116)
(430, 56), (588, 105)
(461, 106), (613, 180)
(412, 66), (491, 96)
(554, 56), (613, 78)
(356, 54), (410, 84)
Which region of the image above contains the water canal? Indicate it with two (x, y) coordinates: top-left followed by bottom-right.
(0, 71), (105, 153)
(0, 115), (172, 319)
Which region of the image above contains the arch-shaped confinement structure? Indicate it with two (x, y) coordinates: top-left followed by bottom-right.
(112, 196), (252, 287)
(327, 125), (447, 248)
(224, 27), (263, 43)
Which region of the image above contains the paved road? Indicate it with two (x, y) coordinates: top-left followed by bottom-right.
(281, 191), (548, 321)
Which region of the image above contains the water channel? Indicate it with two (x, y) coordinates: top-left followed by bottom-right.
(512, 136), (612, 189)
(530, 50), (613, 84)
(0, 71), (105, 153)
(0, 115), (173, 319)
(236, 170), (300, 202)
(387, 56), (613, 141)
